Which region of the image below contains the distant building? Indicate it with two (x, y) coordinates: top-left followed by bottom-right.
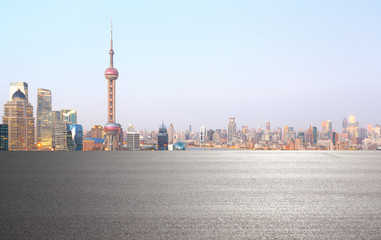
(168, 123), (174, 144)
(127, 132), (140, 151)
(36, 89), (52, 150)
(9, 82), (28, 101)
(200, 126), (207, 145)
(83, 138), (104, 151)
(158, 122), (168, 150)
(342, 117), (348, 133)
(91, 125), (104, 139)
(266, 121), (270, 132)
(127, 124), (135, 132)
(2, 89), (35, 151)
(228, 117), (236, 143)
(0, 124), (8, 151)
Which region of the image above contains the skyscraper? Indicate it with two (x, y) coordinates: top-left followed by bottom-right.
(69, 124), (83, 151)
(9, 82), (28, 101)
(342, 117), (348, 133)
(61, 109), (77, 124)
(2, 89), (35, 151)
(168, 123), (174, 144)
(266, 121), (270, 132)
(200, 126), (207, 145)
(36, 89), (52, 150)
(227, 117), (236, 143)
(101, 22), (122, 151)
(158, 122), (168, 150)
(0, 124), (8, 151)
(127, 132), (140, 151)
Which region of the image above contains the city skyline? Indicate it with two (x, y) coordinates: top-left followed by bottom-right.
(1, 1), (380, 131)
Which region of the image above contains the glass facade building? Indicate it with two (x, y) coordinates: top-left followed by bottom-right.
(0, 124), (8, 151)
(158, 122), (168, 150)
(61, 109), (77, 124)
(69, 124), (83, 151)
(36, 89), (52, 150)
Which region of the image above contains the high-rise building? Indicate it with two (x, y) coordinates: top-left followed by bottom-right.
(36, 89), (52, 150)
(342, 117), (348, 133)
(51, 110), (61, 149)
(168, 123), (174, 144)
(54, 121), (68, 151)
(101, 22), (122, 151)
(127, 132), (140, 151)
(310, 125), (318, 143)
(2, 89), (35, 151)
(347, 115), (359, 139)
(0, 124), (8, 151)
(69, 124), (83, 151)
(158, 122), (168, 150)
(322, 121), (328, 132)
(266, 121), (270, 132)
(9, 82), (28, 101)
(227, 117), (236, 143)
(200, 126), (207, 145)
(61, 109), (77, 124)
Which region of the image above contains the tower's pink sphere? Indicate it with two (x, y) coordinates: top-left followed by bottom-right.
(105, 67), (119, 77)
(104, 122), (120, 135)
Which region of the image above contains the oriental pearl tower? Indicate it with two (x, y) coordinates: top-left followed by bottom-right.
(101, 22), (122, 151)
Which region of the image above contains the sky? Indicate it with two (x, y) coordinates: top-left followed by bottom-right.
(1, 0), (380, 132)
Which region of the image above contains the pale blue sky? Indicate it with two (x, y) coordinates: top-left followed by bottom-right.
(1, 0), (380, 131)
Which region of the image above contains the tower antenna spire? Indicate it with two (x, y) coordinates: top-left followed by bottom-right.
(109, 19), (114, 67)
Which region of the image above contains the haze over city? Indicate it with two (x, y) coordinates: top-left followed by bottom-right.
(1, 0), (380, 131)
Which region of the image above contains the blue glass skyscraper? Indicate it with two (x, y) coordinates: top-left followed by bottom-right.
(69, 124), (83, 151)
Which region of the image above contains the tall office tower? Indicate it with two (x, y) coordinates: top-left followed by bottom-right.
(61, 110), (77, 124)
(101, 22), (122, 151)
(347, 115), (358, 139)
(168, 123), (174, 144)
(277, 127), (282, 140)
(126, 132), (140, 151)
(310, 125), (318, 143)
(0, 124), (8, 151)
(367, 124), (373, 135)
(2, 90), (35, 151)
(9, 82), (28, 101)
(69, 124), (83, 151)
(342, 117), (348, 133)
(51, 110), (61, 149)
(91, 125), (104, 138)
(305, 128), (314, 145)
(54, 121), (68, 151)
(189, 125), (192, 133)
(36, 89), (52, 150)
(158, 122), (168, 150)
(242, 125), (249, 134)
(200, 126), (207, 145)
(207, 129), (214, 141)
(327, 120), (332, 132)
(227, 117), (236, 142)
(322, 121), (328, 132)
(266, 121), (270, 132)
